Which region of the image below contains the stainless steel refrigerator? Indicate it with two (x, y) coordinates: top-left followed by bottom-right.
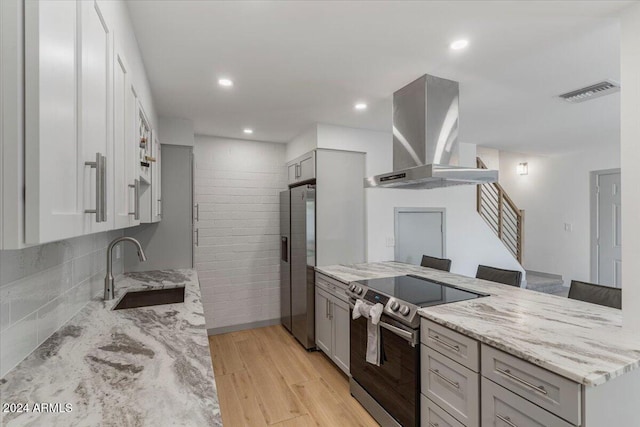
(280, 184), (316, 349)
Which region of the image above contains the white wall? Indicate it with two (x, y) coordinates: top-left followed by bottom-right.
(497, 146), (620, 286)
(367, 187), (524, 277)
(193, 135), (286, 332)
(477, 146), (500, 170)
(285, 125), (318, 161)
(621, 2), (640, 328)
(316, 123), (389, 175)
(158, 117), (195, 146)
(304, 123), (523, 277)
(0, 230), (124, 377)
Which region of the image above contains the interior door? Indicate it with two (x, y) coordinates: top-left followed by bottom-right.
(395, 209), (445, 265)
(596, 172), (622, 287)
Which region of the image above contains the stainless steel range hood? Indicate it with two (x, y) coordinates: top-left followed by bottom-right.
(365, 74), (498, 189)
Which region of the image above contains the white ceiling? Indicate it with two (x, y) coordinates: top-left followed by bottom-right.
(127, 0), (632, 155)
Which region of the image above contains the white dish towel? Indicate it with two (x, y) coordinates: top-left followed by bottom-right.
(352, 299), (384, 365)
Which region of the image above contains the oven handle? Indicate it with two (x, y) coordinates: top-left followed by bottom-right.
(379, 322), (418, 347)
(349, 299), (418, 347)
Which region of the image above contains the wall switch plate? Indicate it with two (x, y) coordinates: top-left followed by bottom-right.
(115, 245), (121, 259)
(564, 223), (572, 232)
(386, 237), (395, 247)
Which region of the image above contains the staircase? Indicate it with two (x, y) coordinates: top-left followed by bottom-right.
(476, 157), (525, 263)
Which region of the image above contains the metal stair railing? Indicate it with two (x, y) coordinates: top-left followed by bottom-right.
(476, 157), (525, 263)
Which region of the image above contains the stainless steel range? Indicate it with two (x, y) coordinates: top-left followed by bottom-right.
(347, 275), (486, 427)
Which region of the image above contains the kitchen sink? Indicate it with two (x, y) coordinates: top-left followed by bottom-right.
(113, 287), (185, 310)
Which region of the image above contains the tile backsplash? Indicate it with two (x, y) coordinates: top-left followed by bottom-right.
(0, 230), (124, 377)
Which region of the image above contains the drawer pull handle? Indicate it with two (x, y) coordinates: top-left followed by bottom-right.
(431, 334), (460, 352)
(429, 423), (439, 427)
(429, 368), (460, 389)
(497, 368), (548, 395)
(496, 414), (518, 427)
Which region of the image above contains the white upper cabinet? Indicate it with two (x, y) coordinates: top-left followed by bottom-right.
(286, 151), (316, 186)
(127, 87), (142, 226)
(8, 0), (159, 245)
(25, 0), (85, 243)
(25, 0), (114, 244)
(79, 0), (113, 233)
(113, 47), (137, 229)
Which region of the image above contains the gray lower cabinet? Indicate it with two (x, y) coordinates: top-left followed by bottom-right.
(481, 378), (573, 427)
(314, 273), (350, 375)
(315, 287), (333, 356)
(421, 394), (465, 427)
(420, 318), (583, 427)
(422, 346), (480, 427)
(481, 345), (580, 426)
(331, 297), (350, 373)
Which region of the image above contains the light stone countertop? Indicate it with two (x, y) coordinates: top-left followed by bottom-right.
(315, 261), (640, 387)
(0, 269), (221, 427)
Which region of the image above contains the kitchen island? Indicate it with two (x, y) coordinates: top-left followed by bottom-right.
(316, 261), (640, 426)
(0, 269), (221, 427)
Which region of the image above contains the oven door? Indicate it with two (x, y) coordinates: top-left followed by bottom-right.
(350, 308), (420, 427)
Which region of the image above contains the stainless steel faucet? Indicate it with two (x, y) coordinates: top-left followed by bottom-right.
(104, 237), (147, 300)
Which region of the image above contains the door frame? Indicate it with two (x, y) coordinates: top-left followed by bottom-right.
(394, 207), (446, 262)
(590, 168), (621, 284)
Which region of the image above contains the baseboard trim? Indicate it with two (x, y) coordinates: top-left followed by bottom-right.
(207, 318), (281, 336)
(525, 269), (563, 280)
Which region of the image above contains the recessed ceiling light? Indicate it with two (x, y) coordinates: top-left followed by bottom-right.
(218, 78), (233, 87)
(354, 103), (367, 111)
(450, 39), (469, 50)
(243, 128), (253, 134)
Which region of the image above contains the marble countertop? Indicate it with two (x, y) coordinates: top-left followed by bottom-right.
(316, 262), (640, 387)
(0, 269), (221, 427)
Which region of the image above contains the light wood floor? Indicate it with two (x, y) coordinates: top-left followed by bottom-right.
(208, 325), (379, 427)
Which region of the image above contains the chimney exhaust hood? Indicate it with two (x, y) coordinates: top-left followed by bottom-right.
(365, 74), (498, 189)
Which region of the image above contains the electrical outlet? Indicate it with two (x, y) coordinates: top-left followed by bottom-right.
(115, 245), (121, 259)
(385, 237), (395, 247)
(564, 223), (572, 232)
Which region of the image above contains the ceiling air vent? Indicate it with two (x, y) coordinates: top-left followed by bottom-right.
(559, 80), (620, 103)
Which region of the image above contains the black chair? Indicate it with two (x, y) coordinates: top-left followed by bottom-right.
(568, 280), (621, 309)
(475, 265), (522, 287)
(420, 255), (452, 272)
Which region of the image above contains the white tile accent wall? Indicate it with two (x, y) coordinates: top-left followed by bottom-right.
(194, 135), (286, 331)
(0, 230), (123, 377)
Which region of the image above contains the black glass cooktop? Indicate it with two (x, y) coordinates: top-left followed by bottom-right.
(356, 275), (487, 307)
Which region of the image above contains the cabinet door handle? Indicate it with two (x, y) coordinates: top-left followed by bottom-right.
(194, 228), (199, 246)
(496, 414), (518, 427)
(85, 153), (106, 222)
(496, 368), (548, 395)
(428, 423), (439, 427)
(429, 368), (460, 389)
(128, 179), (140, 220)
(431, 334), (460, 353)
(295, 163), (301, 178)
(194, 203), (199, 221)
(157, 199), (162, 217)
(99, 154), (107, 222)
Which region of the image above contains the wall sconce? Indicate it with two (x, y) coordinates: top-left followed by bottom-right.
(517, 162), (529, 175)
